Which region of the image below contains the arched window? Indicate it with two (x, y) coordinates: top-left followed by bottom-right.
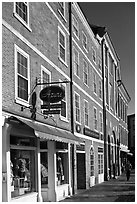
(90, 147), (94, 176)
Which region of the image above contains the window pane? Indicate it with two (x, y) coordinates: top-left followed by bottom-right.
(16, 2), (28, 24)
(18, 75), (28, 101)
(10, 149), (35, 198)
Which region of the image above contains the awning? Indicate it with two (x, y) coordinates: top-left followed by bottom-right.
(15, 117), (82, 145)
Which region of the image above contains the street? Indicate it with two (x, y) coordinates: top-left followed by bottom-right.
(62, 170), (135, 202)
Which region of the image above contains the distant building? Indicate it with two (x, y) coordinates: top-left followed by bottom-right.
(128, 114), (135, 168)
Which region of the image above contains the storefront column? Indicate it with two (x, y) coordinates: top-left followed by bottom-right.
(2, 119), (12, 202)
(48, 140), (57, 202)
(37, 138), (43, 202)
(68, 143), (72, 196)
(73, 143), (77, 193)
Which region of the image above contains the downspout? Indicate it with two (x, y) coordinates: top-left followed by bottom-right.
(69, 2), (75, 194)
(101, 38), (108, 181)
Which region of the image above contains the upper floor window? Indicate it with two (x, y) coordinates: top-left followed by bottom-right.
(41, 66), (51, 105)
(84, 100), (89, 127)
(83, 60), (88, 85)
(99, 112), (103, 133)
(74, 48), (79, 77)
(75, 93), (80, 123)
(109, 54), (114, 75)
(105, 45), (108, 67)
(82, 31), (88, 51)
(14, 2), (30, 27)
(15, 45), (30, 105)
(58, 2), (65, 17)
(98, 58), (102, 71)
(93, 72), (97, 94)
(72, 15), (79, 38)
(58, 28), (66, 64)
(92, 48), (96, 63)
(99, 80), (102, 99)
(93, 107), (97, 130)
(60, 82), (67, 119)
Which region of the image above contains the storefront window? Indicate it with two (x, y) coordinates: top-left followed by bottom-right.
(40, 152), (48, 188)
(56, 142), (68, 186)
(10, 149), (35, 198)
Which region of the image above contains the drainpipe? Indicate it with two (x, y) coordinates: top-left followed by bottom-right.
(69, 2), (75, 195)
(101, 38), (108, 181)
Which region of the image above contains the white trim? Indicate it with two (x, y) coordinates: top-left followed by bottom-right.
(74, 91), (81, 124)
(93, 72), (97, 94)
(99, 111), (103, 134)
(45, 2), (69, 35)
(58, 26), (67, 66)
(13, 2), (32, 32)
(73, 46), (80, 78)
(92, 47), (96, 64)
(72, 37), (102, 79)
(58, 2), (67, 22)
(82, 31), (88, 53)
(14, 44), (30, 107)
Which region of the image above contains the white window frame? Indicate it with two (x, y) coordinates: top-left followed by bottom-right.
(99, 80), (102, 99)
(98, 152), (103, 174)
(93, 107), (98, 131)
(92, 48), (96, 64)
(73, 47), (80, 78)
(83, 59), (88, 86)
(82, 31), (88, 52)
(58, 27), (67, 66)
(58, 2), (66, 20)
(99, 111), (103, 133)
(14, 44), (30, 107)
(59, 80), (68, 122)
(93, 72), (97, 94)
(72, 15), (79, 39)
(13, 2), (31, 31)
(84, 99), (89, 127)
(98, 58), (102, 71)
(74, 92), (81, 124)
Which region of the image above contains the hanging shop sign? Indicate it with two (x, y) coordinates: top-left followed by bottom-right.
(41, 103), (63, 109)
(39, 86), (65, 103)
(42, 109), (61, 115)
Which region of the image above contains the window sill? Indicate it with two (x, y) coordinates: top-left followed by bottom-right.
(73, 33), (80, 41)
(58, 57), (68, 68)
(59, 116), (69, 123)
(83, 46), (88, 53)
(13, 13), (32, 32)
(15, 98), (30, 108)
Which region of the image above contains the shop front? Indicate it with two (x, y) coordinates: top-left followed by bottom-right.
(2, 114), (81, 202)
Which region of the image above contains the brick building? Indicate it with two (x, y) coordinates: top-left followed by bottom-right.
(2, 2), (131, 202)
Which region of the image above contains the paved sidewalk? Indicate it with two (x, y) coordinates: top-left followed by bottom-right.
(61, 170), (135, 202)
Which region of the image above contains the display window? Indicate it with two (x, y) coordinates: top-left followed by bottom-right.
(40, 152), (48, 188)
(10, 149), (35, 198)
(10, 135), (36, 198)
(56, 142), (68, 186)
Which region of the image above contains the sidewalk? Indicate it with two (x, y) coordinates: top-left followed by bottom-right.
(61, 170), (135, 202)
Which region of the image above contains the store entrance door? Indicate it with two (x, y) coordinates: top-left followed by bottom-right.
(77, 153), (86, 189)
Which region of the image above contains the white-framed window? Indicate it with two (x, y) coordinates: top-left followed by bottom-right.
(93, 107), (97, 130)
(75, 92), (80, 123)
(99, 80), (102, 99)
(93, 72), (97, 94)
(98, 153), (103, 174)
(84, 100), (89, 127)
(90, 147), (94, 176)
(58, 2), (65, 18)
(98, 58), (102, 71)
(92, 48), (96, 63)
(13, 2), (31, 30)
(83, 60), (88, 85)
(99, 112), (103, 133)
(73, 47), (79, 77)
(15, 44), (30, 106)
(58, 27), (67, 64)
(82, 31), (88, 51)
(41, 66), (51, 105)
(60, 81), (67, 120)
(72, 15), (79, 38)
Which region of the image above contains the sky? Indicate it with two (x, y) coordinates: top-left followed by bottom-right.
(79, 2), (135, 115)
